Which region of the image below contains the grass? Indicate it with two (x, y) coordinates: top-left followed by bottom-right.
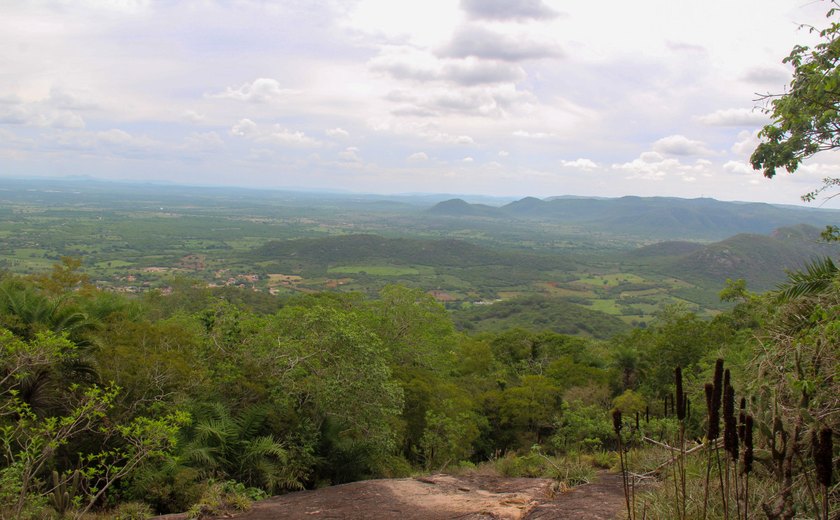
(327, 265), (421, 276)
(589, 299), (621, 314)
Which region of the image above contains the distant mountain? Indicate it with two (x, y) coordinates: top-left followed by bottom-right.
(427, 198), (502, 217)
(659, 224), (840, 290)
(426, 195), (840, 241)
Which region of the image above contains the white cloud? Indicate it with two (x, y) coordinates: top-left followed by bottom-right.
(339, 146), (361, 162)
(560, 158), (598, 170)
(264, 128), (321, 147)
(498, 150), (509, 157)
(513, 130), (557, 139)
(212, 78), (297, 103)
(326, 127), (350, 137)
(408, 151), (428, 161)
(230, 119), (258, 137)
(0, 101), (85, 129)
(462, 156), (474, 162)
(182, 110), (206, 123)
(652, 134), (714, 156)
(697, 108), (767, 126)
(730, 130), (760, 155)
(723, 160), (753, 175)
(612, 152), (714, 182)
(97, 129), (135, 145)
(229, 119), (321, 147)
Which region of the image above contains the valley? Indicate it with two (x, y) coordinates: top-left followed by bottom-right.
(2, 179), (839, 333)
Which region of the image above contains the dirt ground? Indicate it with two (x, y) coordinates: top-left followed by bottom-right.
(152, 471), (628, 520)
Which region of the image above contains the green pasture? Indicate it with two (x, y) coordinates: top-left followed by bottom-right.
(576, 273), (646, 286)
(328, 265), (421, 276)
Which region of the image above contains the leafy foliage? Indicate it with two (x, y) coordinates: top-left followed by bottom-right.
(751, 3), (840, 178)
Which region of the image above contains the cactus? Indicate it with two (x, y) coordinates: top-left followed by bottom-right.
(50, 469), (80, 517)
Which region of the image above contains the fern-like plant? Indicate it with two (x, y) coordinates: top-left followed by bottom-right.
(776, 256), (838, 302)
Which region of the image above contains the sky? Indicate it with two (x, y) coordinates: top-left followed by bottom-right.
(1, 0), (839, 206)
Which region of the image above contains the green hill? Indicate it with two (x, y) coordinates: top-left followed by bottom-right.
(662, 224), (840, 291)
(433, 195), (840, 241)
(451, 296), (630, 339)
(427, 198), (502, 217)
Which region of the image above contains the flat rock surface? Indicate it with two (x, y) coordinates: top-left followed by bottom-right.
(152, 471), (627, 520)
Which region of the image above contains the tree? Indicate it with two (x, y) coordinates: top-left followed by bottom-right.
(751, 4), (840, 181)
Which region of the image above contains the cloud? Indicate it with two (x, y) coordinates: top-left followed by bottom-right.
(723, 160), (754, 175)
(212, 78), (297, 103)
(386, 83), (537, 118)
(182, 110), (206, 123)
(407, 151), (428, 161)
(498, 150), (509, 157)
(182, 131), (224, 151)
(652, 134), (714, 156)
(730, 130), (760, 155)
(47, 87), (98, 110)
(460, 0), (559, 21)
(229, 119), (321, 147)
(0, 100), (85, 129)
(371, 47), (525, 86)
(369, 47), (440, 81)
(444, 26), (562, 62)
(442, 58), (526, 85)
(40, 128), (162, 157)
(264, 128), (321, 147)
(612, 152), (713, 182)
(741, 67), (790, 86)
(513, 130), (557, 139)
(98, 129), (131, 144)
(230, 118), (258, 137)
(560, 158), (598, 170)
(697, 108), (767, 126)
(339, 146), (361, 162)
(326, 127), (349, 137)
(462, 156), (474, 162)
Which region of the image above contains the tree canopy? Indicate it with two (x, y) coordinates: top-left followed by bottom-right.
(751, 4), (840, 183)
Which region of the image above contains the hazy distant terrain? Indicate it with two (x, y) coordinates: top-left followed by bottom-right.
(2, 179), (839, 330)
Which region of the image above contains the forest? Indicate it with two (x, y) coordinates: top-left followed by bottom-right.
(0, 250), (836, 518)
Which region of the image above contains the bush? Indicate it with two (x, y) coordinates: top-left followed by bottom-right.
(186, 480), (266, 520)
(589, 450), (618, 469)
(113, 501), (153, 520)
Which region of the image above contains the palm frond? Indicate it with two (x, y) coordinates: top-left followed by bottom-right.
(776, 256), (839, 302)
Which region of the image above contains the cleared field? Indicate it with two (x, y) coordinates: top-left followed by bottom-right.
(576, 273), (646, 286)
(589, 299), (621, 314)
(328, 265), (420, 276)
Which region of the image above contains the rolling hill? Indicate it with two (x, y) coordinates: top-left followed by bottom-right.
(427, 196), (840, 241)
(450, 296), (630, 339)
(653, 224), (840, 291)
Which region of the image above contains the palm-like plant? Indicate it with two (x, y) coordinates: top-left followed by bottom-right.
(180, 403), (305, 493)
(0, 281), (101, 414)
(775, 256), (838, 302)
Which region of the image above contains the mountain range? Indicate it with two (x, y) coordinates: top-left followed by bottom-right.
(428, 196), (840, 241)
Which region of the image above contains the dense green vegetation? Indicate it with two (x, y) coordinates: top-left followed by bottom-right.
(0, 181), (838, 518)
(0, 251), (836, 518)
